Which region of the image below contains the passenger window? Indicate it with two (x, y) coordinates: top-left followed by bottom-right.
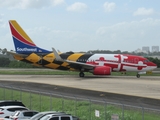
(7, 108), (16, 112)
(50, 117), (59, 120)
(24, 112), (37, 117)
(61, 117), (70, 120)
(7, 108), (27, 112)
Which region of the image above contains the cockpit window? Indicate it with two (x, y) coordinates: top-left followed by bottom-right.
(144, 59), (150, 63)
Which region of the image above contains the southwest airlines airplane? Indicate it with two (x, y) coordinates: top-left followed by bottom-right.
(8, 20), (157, 78)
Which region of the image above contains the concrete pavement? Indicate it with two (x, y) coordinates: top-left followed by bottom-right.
(0, 75), (160, 99)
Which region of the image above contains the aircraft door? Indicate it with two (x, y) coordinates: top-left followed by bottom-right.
(113, 54), (122, 71)
(117, 55), (122, 71)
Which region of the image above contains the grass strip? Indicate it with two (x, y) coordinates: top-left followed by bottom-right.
(0, 69), (159, 76)
(0, 88), (160, 120)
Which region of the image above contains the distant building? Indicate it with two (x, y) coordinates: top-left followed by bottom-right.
(134, 48), (142, 53)
(152, 46), (159, 52)
(142, 46), (150, 53)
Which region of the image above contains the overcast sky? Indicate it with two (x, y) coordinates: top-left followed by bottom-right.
(0, 0), (160, 52)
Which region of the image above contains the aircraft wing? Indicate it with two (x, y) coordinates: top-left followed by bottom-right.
(65, 59), (95, 69)
(52, 48), (95, 70)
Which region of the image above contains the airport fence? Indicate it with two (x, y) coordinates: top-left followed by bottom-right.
(0, 85), (160, 120)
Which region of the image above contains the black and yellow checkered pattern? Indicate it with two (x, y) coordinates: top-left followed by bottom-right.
(13, 52), (93, 71)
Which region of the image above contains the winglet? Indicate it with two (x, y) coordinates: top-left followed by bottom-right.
(52, 48), (63, 61)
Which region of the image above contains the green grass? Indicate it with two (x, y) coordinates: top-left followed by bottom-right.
(0, 69), (159, 119)
(0, 69), (91, 75)
(0, 68), (159, 77)
(0, 88), (160, 120)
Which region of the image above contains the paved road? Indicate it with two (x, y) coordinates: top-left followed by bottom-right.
(0, 75), (160, 109)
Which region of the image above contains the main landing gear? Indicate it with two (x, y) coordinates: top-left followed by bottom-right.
(79, 72), (85, 77)
(136, 74), (140, 78)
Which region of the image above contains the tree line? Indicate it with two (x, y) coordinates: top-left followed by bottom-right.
(87, 50), (160, 56)
(0, 57), (34, 68)
(0, 56), (160, 68)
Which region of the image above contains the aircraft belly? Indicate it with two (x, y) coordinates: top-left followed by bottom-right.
(45, 63), (60, 69)
(123, 66), (145, 72)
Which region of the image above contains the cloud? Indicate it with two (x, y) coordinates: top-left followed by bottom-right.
(0, 14), (3, 19)
(26, 26), (91, 51)
(0, 0), (64, 9)
(133, 7), (154, 16)
(51, 0), (65, 6)
(96, 18), (160, 37)
(0, 14), (5, 28)
(96, 18), (160, 51)
(67, 2), (87, 12)
(103, 2), (116, 12)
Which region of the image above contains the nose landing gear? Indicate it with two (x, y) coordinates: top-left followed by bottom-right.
(136, 74), (140, 78)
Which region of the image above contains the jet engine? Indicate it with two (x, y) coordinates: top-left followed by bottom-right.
(92, 66), (111, 75)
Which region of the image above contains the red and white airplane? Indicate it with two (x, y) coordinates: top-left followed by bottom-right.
(8, 20), (157, 78)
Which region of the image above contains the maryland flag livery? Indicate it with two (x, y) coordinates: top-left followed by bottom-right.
(8, 20), (157, 78)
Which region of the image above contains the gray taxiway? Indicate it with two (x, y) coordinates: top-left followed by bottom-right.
(0, 75), (160, 100)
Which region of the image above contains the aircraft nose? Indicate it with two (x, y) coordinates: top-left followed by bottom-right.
(149, 62), (157, 69)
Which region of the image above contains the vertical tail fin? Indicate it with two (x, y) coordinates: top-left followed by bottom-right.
(9, 20), (50, 54)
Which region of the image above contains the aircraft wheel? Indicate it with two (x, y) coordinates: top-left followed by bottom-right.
(79, 72), (85, 77)
(136, 74), (140, 78)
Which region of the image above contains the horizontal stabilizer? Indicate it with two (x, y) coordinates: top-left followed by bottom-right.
(7, 51), (28, 57)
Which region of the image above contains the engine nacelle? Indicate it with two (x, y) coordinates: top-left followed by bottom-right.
(93, 66), (111, 75)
